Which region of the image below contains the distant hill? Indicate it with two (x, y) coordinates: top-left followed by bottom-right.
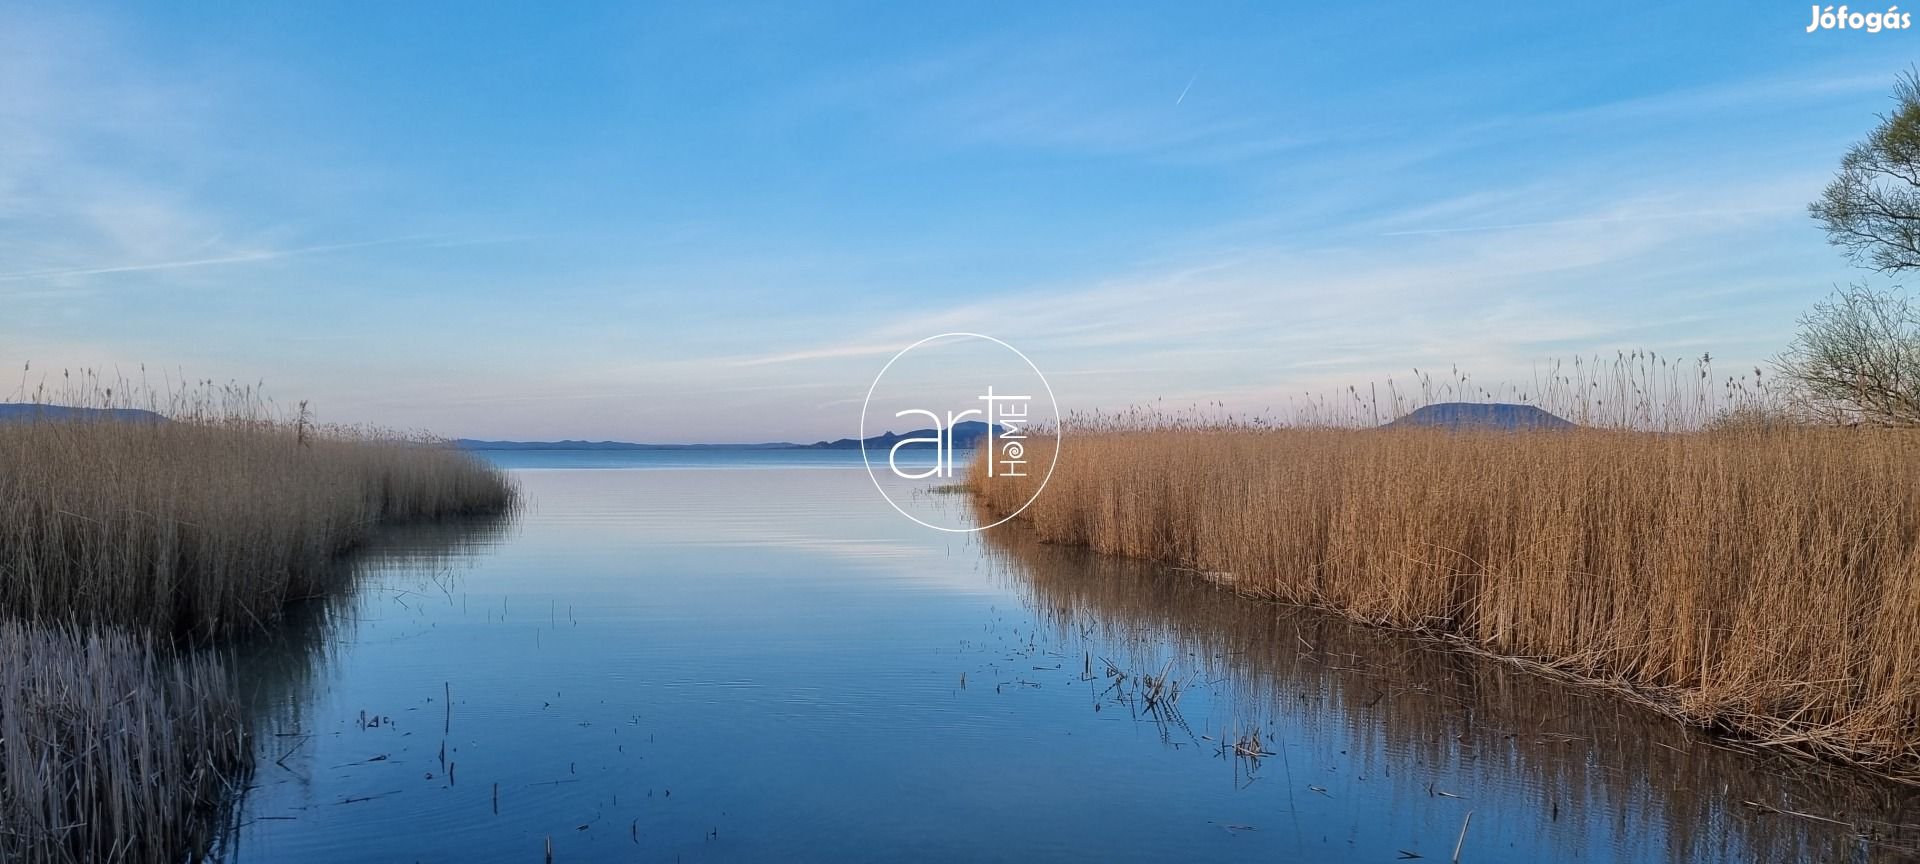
(1387, 403), (1574, 431)
(454, 439), (797, 451)
(803, 421), (998, 450)
(457, 421), (1001, 452)
(0, 404), (168, 424)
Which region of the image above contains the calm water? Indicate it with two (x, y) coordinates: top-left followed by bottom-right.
(217, 452), (1920, 862)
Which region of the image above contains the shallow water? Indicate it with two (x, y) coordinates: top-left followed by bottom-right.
(217, 455), (1920, 862)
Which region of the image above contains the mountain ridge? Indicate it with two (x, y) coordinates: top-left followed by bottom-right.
(0, 404), (169, 424)
(456, 421), (1002, 451)
(1385, 402), (1574, 430)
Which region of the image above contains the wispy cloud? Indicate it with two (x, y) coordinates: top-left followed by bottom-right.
(723, 342), (908, 368)
(1378, 205), (1797, 237)
(698, 161), (1833, 426)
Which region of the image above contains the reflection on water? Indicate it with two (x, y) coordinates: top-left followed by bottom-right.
(222, 515), (518, 739)
(210, 462), (1920, 863)
(980, 529), (1920, 863)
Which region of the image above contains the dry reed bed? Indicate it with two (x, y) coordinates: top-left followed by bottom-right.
(0, 417), (517, 639)
(973, 427), (1920, 780)
(0, 404), (516, 862)
(0, 621), (248, 863)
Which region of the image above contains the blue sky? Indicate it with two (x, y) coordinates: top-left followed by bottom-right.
(3, 2), (1915, 441)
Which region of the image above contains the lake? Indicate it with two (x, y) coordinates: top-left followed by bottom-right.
(217, 452), (1920, 862)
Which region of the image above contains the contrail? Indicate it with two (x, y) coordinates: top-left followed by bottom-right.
(1176, 74), (1196, 106)
(0, 235), (437, 282)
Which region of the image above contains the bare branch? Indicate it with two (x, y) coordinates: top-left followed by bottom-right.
(1774, 285), (1920, 425)
(1811, 69), (1920, 273)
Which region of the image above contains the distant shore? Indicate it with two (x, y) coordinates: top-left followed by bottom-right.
(455, 420), (1004, 452)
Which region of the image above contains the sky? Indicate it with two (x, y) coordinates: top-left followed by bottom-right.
(3, 2), (1916, 441)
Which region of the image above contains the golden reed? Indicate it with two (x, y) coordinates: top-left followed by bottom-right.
(0, 371), (518, 861)
(972, 360), (1920, 780)
(0, 392), (516, 639)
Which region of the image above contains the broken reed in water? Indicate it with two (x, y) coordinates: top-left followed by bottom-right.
(0, 621), (249, 863)
(0, 416), (517, 639)
(972, 425), (1920, 780)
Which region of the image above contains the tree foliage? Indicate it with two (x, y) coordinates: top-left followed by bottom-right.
(1809, 71), (1920, 273)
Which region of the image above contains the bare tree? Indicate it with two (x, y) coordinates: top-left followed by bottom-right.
(1774, 284), (1920, 424)
(1809, 71), (1920, 273)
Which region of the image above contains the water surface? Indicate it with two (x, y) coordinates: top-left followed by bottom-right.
(219, 452), (1920, 862)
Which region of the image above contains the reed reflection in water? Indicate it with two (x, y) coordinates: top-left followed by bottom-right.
(199, 465), (1920, 863)
(207, 514), (517, 859)
(979, 526), (1920, 863)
